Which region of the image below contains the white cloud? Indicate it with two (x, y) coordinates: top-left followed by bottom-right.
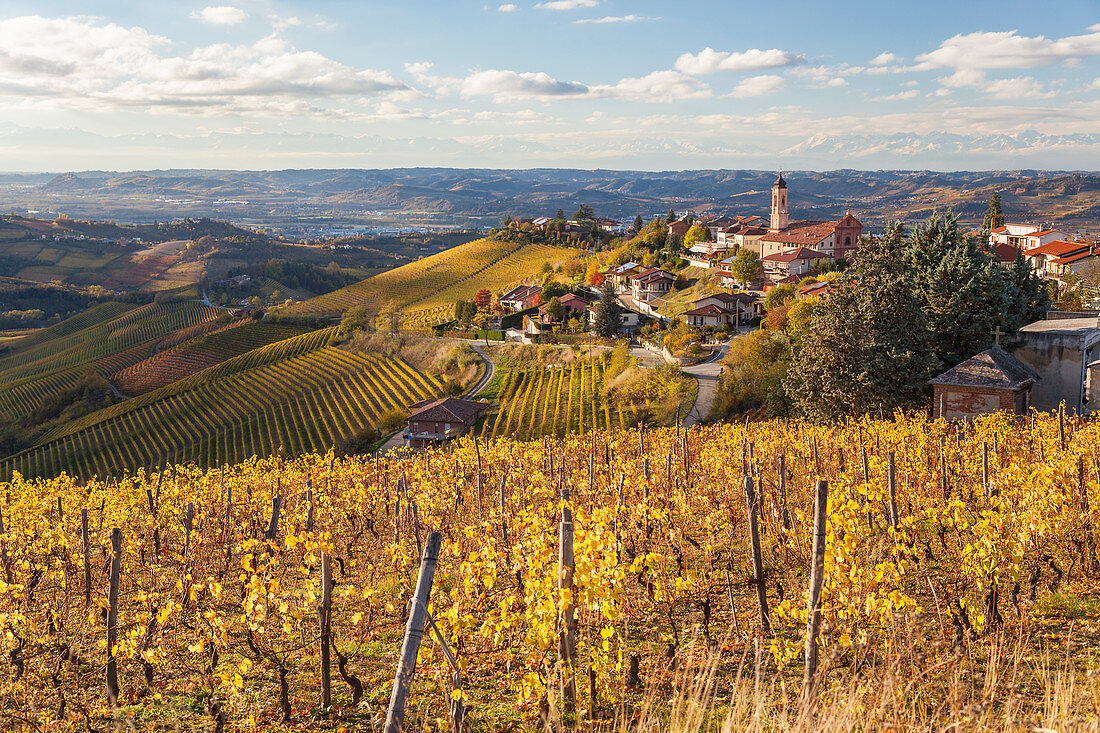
(268, 14), (303, 32)
(729, 74), (784, 98)
(574, 15), (657, 24)
(459, 69), (588, 99)
(916, 27), (1100, 70)
(497, 3), (518, 11)
(674, 47), (803, 75)
(874, 89), (919, 101)
(591, 70), (710, 101)
(0, 15), (409, 116)
(405, 61), (434, 75)
(192, 6), (248, 25)
(869, 52), (899, 65)
(936, 68), (1054, 99)
(1092, 77), (1100, 89)
(535, 0), (598, 9)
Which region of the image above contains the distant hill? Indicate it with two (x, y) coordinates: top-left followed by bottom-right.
(3, 168), (1099, 231)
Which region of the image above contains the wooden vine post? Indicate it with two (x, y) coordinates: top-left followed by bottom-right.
(106, 527), (122, 709)
(743, 476), (770, 635)
(499, 475), (508, 544)
(558, 486), (576, 711)
(779, 453), (790, 531)
(81, 508), (91, 608)
(981, 442), (990, 499)
(886, 451), (899, 531)
(384, 531), (443, 733)
(804, 479), (829, 703)
(319, 552), (332, 708)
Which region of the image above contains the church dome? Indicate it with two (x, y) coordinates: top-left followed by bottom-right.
(774, 172), (787, 189)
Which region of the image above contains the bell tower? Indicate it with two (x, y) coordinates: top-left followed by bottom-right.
(770, 172), (788, 232)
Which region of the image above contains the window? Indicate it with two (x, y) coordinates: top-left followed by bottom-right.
(444, 423), (451, 432)
(413, 422), (418, 433)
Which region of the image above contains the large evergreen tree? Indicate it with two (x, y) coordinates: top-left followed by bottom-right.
(982, 194), (1005, 232)
(788, 235), (938, 420)
(786, 213), (1049, 419)
(592, 278), (623, 338)
(905, 214), (1046, 367)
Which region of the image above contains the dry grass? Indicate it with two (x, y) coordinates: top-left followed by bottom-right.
(583, 626), (1100, 733)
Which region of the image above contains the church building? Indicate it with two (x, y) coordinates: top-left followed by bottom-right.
(748, 174), (863, 261)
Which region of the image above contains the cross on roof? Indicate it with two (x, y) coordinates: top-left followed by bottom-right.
(993, 325), (1004, 346)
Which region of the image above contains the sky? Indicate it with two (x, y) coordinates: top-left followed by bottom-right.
(0, 0), (1098, 171)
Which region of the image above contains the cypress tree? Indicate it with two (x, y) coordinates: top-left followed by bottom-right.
(592, 278), (624, 338)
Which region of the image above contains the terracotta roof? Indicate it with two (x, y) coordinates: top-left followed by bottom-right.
(408, 397), (488, 424)
(990, 226), (1008, 234)
(1052, 246), (1100, 265)
(501, 284), (541, 301)
(799, 280), (833, 297)
(929, 345), (1040, 390)
(763, 247), (829, 263)
(836, 213), (862, 227)
(762, 220), (836, 245)
(630, 267), (675, 283)
(1024, 240), (1088, 257)
(683, 304), (726, 317)
(695, 292), (755, 307)
(1033, 229), (1058, 237)
(993, 243), (1019, 262)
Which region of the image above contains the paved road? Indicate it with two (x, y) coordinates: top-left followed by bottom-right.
(629, 340), (728, 426)
(680, 341), (728, 427)
(464, 343), (495, 398)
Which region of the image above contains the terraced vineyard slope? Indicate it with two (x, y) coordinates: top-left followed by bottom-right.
(482, 359), (653, 440)
(2, 346), (441, 480)
(0, 301), (224, 422)
(113, 321), (314, 395)
(283, 238), (579, 324)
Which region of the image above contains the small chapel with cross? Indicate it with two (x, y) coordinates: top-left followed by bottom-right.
(928, 326), (1041, 420)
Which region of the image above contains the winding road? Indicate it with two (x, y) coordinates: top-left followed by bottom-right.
(679, 341), (729, 427)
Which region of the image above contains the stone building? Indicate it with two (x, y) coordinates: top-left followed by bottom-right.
(929, 345), (1040, 419)
(1015, 316), (1100, 413)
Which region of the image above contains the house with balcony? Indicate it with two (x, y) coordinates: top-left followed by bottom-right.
(990, 223), (1064, 255)
(628, 267), (675, 303)
(1025, 239), (1100, 280)
(681, 292), (759, 328)
(761, 247), (829, 282)
(404, 397), (488, 449)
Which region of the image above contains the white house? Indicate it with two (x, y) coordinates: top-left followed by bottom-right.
(682, 292), (759, 327)
(628, 267), (675, 303)
(761, 247), (829, 281)
(990, 223), (1064, 254)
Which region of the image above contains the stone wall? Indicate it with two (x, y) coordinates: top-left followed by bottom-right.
(1013, 332), (1088, 411)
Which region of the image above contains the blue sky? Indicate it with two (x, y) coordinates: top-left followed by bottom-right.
(0, 0), (1098, 170)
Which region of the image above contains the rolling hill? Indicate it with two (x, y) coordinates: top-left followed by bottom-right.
(283, 237), (580, 324)
(5, 168), (1100, 231)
